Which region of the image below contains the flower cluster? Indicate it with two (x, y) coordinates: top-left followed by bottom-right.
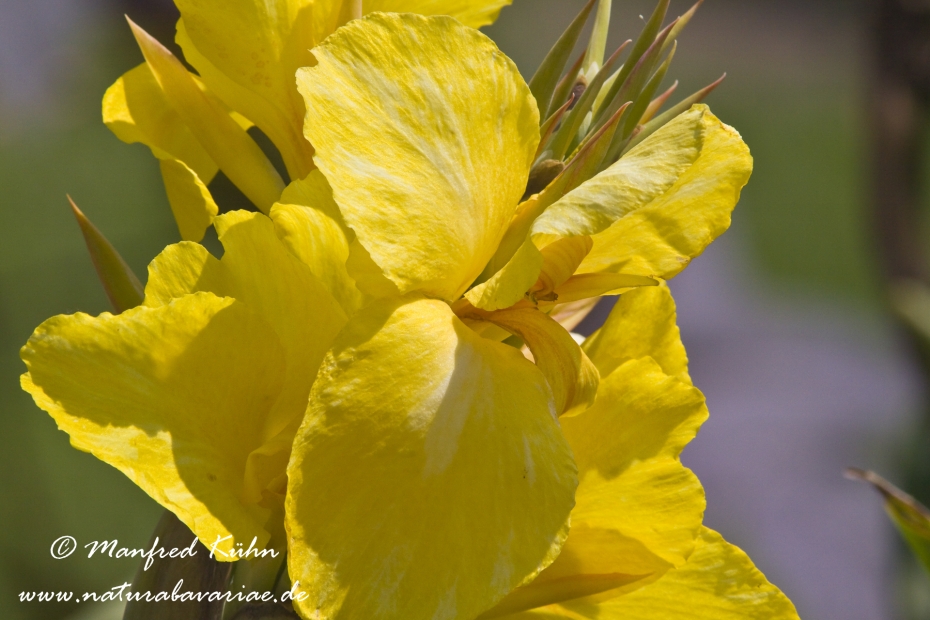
(21, 1), (799, 618)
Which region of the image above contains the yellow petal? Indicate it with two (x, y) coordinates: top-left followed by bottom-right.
(145, 211), (347, 500)
(579, 105), (753, 278)
(159, 158), (219, 242)
(270, 171), (364, 316)
(173, 3), (317, 180)
(567, 356), (706, 465)
(129, 19), (285, 213)
(589, 527), (800, 619)
(21, 293), (285, 557)
(466, 307), (599, 416)
(548, 273), (657, 305)
(103, 62), (219, 183)
(364, 0), (513, 28)
(466, 237), (543, 311)
(286, 295), (577, 620)
(582, 283), (689, 383)
(297, 13), (539, 301)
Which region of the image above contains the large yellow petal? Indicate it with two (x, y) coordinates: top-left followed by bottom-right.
(145, 211), (347, 500)
(579, 105), (753, 279)
(365, 0), (513, 28)
(286, 295), (577, 620)
(509, 528), (798, 619)
(21, 293), (285, 557)
(582, 283), (689, 383)
(269, 171), (364, 316)
(589, 527), (800, 619)
(297, 13), (539, 301)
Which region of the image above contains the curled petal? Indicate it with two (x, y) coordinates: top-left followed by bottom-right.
(468, 306), (599, 416)
(159, 158), (219, 242)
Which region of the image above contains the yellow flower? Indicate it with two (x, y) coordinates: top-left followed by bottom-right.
(103, 0), (514, 241)
(21, 10), (765, 620)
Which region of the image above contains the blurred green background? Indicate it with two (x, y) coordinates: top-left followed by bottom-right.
(0, 0), (913, 618)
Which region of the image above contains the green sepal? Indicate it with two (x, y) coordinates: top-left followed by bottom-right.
(640, 79), (679, 124)
(527, 0), (596, 115)
(847, 468), (930, 576)
(590, 0), (669, 128)
(621, 40), (676, 139)
(591, 18), (676, 146)
(69, 196), (144, 312)
(661, 0), (703, 57)
(546, 41), (630, 161)
(536, 95), (575, 162)
(582, 0), (613, 76)
(546, 53), (585, 118)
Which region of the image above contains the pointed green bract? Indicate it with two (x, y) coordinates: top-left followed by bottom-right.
(847, 468), (930, 575)
(621, 41), (676, 144)
(546, 53), (585, 118)
(592, 19), (676, 148)
(582, 0), (612, 76)
(69, 197), (144, 313)
(662, 0), (703, 57)
(591, 0), (669, 128)
(547, 42), (629, 161)
(527, 0), (595, 115)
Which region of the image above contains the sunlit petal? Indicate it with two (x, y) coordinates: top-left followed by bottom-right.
(297, 13), (539, 301)
(286, 295), (576, 620)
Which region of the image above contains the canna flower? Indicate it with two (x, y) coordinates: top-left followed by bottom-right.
(103, 0), (514, 241)
(19, 7), (775, 620)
